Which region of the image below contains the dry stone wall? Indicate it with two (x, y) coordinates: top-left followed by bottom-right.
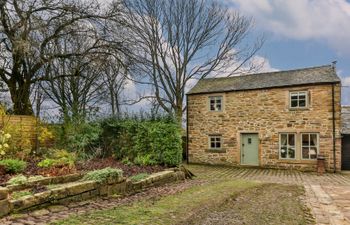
(187, 84), (342, 171)
(0, 169), (185, 217)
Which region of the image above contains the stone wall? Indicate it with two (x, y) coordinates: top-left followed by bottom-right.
(187, 83), (342, 171)
(0, 169), (185, 217)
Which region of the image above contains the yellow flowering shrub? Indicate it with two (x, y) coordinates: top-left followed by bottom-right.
(38, 126), (55, 146)
(2, 123), (32, 160)
(0, 130), (11, 156)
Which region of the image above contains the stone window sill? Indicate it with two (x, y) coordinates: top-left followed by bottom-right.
(288, 107), (310, 111)
(205, 149), (226, 153)
(277, 159), (316, 164)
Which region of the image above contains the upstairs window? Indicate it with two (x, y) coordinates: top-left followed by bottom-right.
(209, 96), (222, 111)
(290, 91), (308, 108)
(209, 135), (222, 149)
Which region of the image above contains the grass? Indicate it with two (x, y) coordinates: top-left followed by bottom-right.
(53, 180), (258, 225)
(53, 179), (310, 225)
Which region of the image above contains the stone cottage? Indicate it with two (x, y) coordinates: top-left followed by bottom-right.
(186, 65), (342, 171)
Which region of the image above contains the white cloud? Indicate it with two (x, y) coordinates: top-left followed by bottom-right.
(249, 55), (279, 73)
(342, 77), (350, 86)
(229, 0), (350, 55)
(211, 54), (278, 78)
(185, 55), (278, 94)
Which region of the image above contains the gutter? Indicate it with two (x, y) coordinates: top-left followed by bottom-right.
(332, 83), (336, 173)
(186, 95), (189, 164)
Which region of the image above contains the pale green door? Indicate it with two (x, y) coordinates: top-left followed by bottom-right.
(241, 134), (259, 166)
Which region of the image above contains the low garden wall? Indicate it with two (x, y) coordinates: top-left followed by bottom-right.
(0, 168), (186, 217)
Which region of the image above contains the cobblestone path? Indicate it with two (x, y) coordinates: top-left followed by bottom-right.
(185, 164), (350, 185)
(186, 164), (350, 225)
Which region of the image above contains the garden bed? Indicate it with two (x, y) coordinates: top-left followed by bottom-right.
(0, 157), (167, 185)
(0, 167), (186, 217)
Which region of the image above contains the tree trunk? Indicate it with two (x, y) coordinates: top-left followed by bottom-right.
(8, 80), (33, 115)
(175, 101), (183, 126)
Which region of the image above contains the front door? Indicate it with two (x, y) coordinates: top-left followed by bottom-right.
(241, 133), (259, 166)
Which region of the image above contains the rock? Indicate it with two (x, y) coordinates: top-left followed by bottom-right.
(66, 181), (96, 196)
(99, 186), (108, 196)
(31, 209), (50, 217)
(0, 187), (9, 200)
(0, 199), (10, 217)
(47, 205), (68, 213)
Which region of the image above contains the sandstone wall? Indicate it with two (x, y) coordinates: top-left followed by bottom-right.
(187, 83), (342, 171)
(0, 169), (186, 217)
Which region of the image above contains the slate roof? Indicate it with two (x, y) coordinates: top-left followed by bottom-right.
(187, 65), (341, 95)
(342, 106), (350, 134)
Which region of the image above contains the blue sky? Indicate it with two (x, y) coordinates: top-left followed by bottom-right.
(226, 0), (350, 105)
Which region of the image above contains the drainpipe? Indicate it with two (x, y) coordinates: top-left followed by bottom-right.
(332, 83), (336, 173)
(186, 95), (189, 164)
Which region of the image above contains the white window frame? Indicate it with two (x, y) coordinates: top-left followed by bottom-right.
(209, 96), (223, 112)
(279, 133), (296, 160)
(301, 133), (319, 160)
(209, 135), (222, 150)
(289, 91), (308, 109)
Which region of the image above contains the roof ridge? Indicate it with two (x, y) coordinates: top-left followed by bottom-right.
(202, 64), (332, 80)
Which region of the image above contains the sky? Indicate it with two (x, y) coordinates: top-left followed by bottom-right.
(224, 0), (350, 105)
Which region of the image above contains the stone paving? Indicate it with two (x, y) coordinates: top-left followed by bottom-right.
(186, 164), (350, 225)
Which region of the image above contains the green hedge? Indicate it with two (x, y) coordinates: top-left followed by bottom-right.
(100, 118), (182, 166)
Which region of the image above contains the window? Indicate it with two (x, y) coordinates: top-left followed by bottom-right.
(290, 91), (308, 108)
(279, 133), (296, 159)
(209, 136), (222, 149)
(301, 133), (318, 159)
(209, 96), (222, 111)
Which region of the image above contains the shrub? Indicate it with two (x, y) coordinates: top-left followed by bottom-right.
(130, 173), (149, 182)
(2, 123), (32, 160)
(0, 159), (27, 173)
(61, 122), (102, 158)
(37, 149), (76, 168)
(121, 157), (133, 166)
(99, 118), (182, 166)
(82, 167), (123, 182)
(133, 154), (157, 166)
(7, 174), (27, 185)
(37, 126), (55, 146)
(0, 130), (11, 156)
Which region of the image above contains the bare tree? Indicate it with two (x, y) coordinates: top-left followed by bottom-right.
(0, 0), (121, 115)
(122, 0), (263, 123)
(40, 34), (107, 123)
(101, 56), (129, 116)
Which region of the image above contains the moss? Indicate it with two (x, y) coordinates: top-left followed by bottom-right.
(82, 167), (123, 183)
(7, 174), (27, 185)
(130, 173), (149, 182)
(28, 175), (45, 182)
(11, 190), (32, 200)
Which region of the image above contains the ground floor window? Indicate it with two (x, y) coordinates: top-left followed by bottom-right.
(209, 135), (222, 149)
(279, 133), (296, 159)
(301, 133), (319, 159)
